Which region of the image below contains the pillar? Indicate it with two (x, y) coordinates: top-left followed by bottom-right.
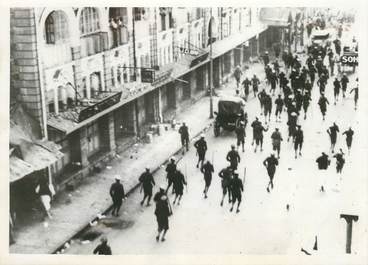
(108, 112), (116, 152)
(79, 127), (90, 167)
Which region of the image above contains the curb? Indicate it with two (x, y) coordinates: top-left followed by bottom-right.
(51, 121), (214, 254)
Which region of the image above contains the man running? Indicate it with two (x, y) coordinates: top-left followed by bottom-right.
(226, 145), (241, 170)
(251, 117), (261, 146)
(109, 176), (126, 217)
(327, 122), (340, 153)
(242, 77), (252, 102)
(234, 65), (243, 88)
(318, 93), (329, 121)
(293, 125), (304, 159)
(230, 172), (244, 213)
(342, 127), (354, 154)
(333, 77), (341, 105)
(165, 157), (176, 194)
(235, 121), (246, 152)
(154, 187), (172, 242)
(271, 128), (283, 159)
(252, 74), (260, 97)
(341, 74), (349, 98)
(350, 79), (359, 110)
(219, 166), (233, 206)
(179, 122), (189, 154)
(172, 169), (187, 205)
(258, 89), (267, 115)
(333, 149), (345, 174)
(263, 94), (272, 124)
(194, 134), (207, 168)
(253, 121), (268, 152)
(287, 112), (298, 142)
(201, 160), (214, 199)
(138, 168), (155, 206)
(275, 94), (284, 122)
(263, 154), (279, 192)
(316, 152), (331, 192)
(302, 91), (312, 120)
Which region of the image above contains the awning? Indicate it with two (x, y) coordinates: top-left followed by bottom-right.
(9, 155), (34, 182)
(259, 8), (291, 27)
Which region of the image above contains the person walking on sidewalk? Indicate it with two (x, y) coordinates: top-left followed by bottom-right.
(350, 80), (359, 110)
(93, 236), (112, 255)
(333, 149), (345, 174)
(342, 127), (354, 154)
(253, 121), (268, 153)
(226, 145), (241, 170)
(271, 128), (283, 159)
(263, 153), (279, 193)
(318, 93), (329, 121)
(302, 91), (312, 120)
(316, 152), (331, 192)
(139, 168), (155, 206)
(219, 166), (233, 206)
(234, 65), (243, 88)
(110, 176), (126, 217)
(179, 122), (189, 154)
(327, 122), (340, 153)
(333, 77), (341, 105)
(235, 121), (246, 152)
(341, 74), (349, 98)
(165, 157), (177, 194)
(201, 160), (214, 199)
(154, 186), (172, 242)
(194, 134), (207, 168)
(252, 74), (260, 97)
(230, 172), (244, 213)
(172, 169), (187, 205)
(242, 77), (251, 101)
(294, 125), (304, 159)
(275, 94), (284, 122)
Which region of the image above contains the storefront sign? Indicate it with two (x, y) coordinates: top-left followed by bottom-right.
(190, 52), (209, 68)
(177, 46), (199, 56)
(141, 68), (155, 83)
(341, 52), (358, 66)
(78, 92), (122, 122)
(152, 69), (173, 87)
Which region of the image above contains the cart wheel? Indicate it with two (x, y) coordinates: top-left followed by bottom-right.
(214, 125), (220, 137)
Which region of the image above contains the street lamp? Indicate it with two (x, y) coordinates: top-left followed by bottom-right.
(209, 8), (214, 119)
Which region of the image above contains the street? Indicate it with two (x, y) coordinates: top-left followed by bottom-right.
(63, 53), (366, 255)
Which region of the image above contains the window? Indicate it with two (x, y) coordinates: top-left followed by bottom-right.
(133, 8), (144, 21)
(86, 122), (100, 156)
(80, 7), (100, 35)
(45, 11), (69, 44)
(111, 67), (115, 87)
(160, 13), (166, 31)
(47, 90), (55, 113)
(195, 8), (202, 20)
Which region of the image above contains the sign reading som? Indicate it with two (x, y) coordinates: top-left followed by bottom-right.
(341, 53), (358, 66)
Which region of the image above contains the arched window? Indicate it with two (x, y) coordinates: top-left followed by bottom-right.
(45, 11), (69, 44)
(80, 7), (100, 35)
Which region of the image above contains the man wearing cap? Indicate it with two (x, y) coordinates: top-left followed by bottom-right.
(263, 94), (272, 124)
(201, 160), (214, 199)
(235, 122), (246, 152)
(226, 145), (241, 170)
(139, 168), (156, 206)
(341, 74), (349, 98)
(93, 236), (112, 255)
(262, 51), (270, 66)
(253, 121), (268, 153)
(316, 152), (330, 192)
(257, 89), (267, 116)
(342, 127), (354, 154)
(251, 117), (261, 146)
(294, 125), (304, 158)
(172, 169), (187, 205)
(333, 77), (341, 105)
(194, 134), (208, 168)
(327, 122), (340, 153)
(302, 91), (312, 120)
(242, 77), (252, 102)
(154, 187), (172, 242)
(275, 94), (284, 122)
(263, 154), (279, 192)
(269, 70), (278, 96)
(271, 128), (283, 159)
(251, 74), (260, 97)
(165, 158), (177, 194)
(230, 172), (244, 213)
(318, 93), (329, 121)
(287, 112), (298, 142)
(219, 166), (233, 206)
(179, 122), (189, 154)
(110, 176), (126, 217)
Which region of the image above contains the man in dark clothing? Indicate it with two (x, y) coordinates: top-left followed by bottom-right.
(93, 237), (112, 255)
(179, 122), (189, 153)
(219, 166), (233, 206)
(350, 83), (359, 110)
(258, 89), (267, 115)
(333, 149), (345, 174)
(252, 74), (260, 97)
(302, 91), (312, 120)
(294, 125), (304, 159)
(262, 51), (270, 65)
(342, 127), (354, 154)
(235, 121), (246, 152)
(226, 145), (241, 170)
(230, 173), (244, 213)
(201, 160), (214, 199)
(341, 74), (349, 98)
(234, 65), (243, 88)
(318, 93), (329, 121)
(333, 38), (341, 55)
(173, 169), (187, 205)
(242, 77), (252, 101)
(333, 78), (341, 104)
(165, 157), (177, 194)
(263, 94), (272, 124)
(253, 121), (268, 152)
(327, 122), (340, 153)
(295, 89), (303, 113)
(279, 71), (287, 90)
(110, 176), (126, 216)
(275, 94), (284, 122)
(269, 71), (278, 96)
(251, 117), (261, 145)
(287, 112), (298, 142)
(271, 128), (283, 159)
(194, 134), (207, 168)
(317, 75), (327, 95)
(263, 154), (279, 192)
(308, 64), (317, 86)
(316, 152), (330, 192)
(154, 187), (172, 242)
(139, 168), (156, 206)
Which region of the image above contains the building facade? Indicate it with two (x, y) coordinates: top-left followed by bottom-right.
(10, 7), (273, 195)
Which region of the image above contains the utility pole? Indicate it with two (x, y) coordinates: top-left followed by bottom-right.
(209, 8), (214, 119)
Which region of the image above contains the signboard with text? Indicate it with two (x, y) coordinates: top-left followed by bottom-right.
(341, 52), (358, 66)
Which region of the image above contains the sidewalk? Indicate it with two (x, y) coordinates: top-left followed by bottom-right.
(10, 94), (218, 254)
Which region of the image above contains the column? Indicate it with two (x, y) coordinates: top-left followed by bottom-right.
(79, 127), (89, 167)
(107, 112), (116, 152)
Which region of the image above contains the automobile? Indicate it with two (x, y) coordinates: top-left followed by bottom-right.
(307, 30), (330, 59)
(213, 96), (246, 137)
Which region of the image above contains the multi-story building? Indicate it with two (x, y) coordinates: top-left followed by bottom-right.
(10, 7), (283, 204)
